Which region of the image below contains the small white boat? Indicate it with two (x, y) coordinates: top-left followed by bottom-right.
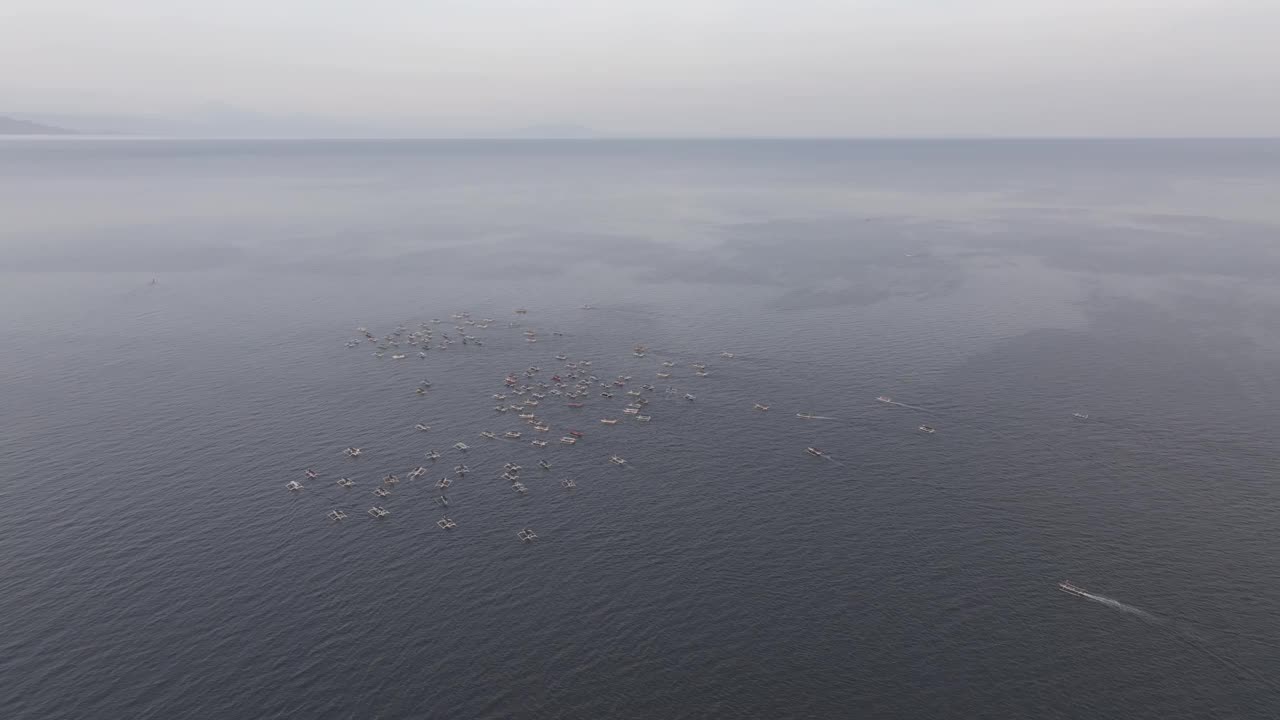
(877, 396), (893, 404)
(754, 404), (770, 411)
(531, 439), (548, 448)
(918, 425), (936, 434)
(622, 408), (639, 415)
(494, 405), (508, 412)
(684, 394), (696, 401)
(1073, 412), (1090, 420)
(328, 509), (347, 521)
(610, 455), (627, 465)
(517, 528), (537, 542)
(720, 352), (735, 358)
(662, 361), (675, 367)
(513, 482), (528, 494)
(555, 354), (568, 361)
(374, 487), (391, 497)
(481, 431), (497, 439)
(305, 469), (318, 479)
(453, 442), (470, 451)
(426, 450), (442, 460)
(504, 431), (523, 439)
(437, 516), (457, 530)
(343, 447), (363, 457)
(415, 424), (431, 432)
(437, 477), (452, 489)
(657, 372), (671, 379)
(561, 478), (576, 488)
(636, 415), (652, 422)
(600, 418), (618, 425)
(805, 447), (828, 458)
(286, 480), (304, 491)
(336, 477), (354, 488)
(391, 354), (407, 360)
(533, 424), (550, 432)
(505, 462), (522, 472)
(560, 436), (577, 445)
(368, 506), (390, 519)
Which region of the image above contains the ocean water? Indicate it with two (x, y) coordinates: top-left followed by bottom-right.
(3, 138), (1280, 719)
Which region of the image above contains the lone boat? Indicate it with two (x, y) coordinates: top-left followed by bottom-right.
(877, 396), (893, 403)
(344, 447), (363, 457)
(918, 425), (936, 434)
(1058, 581), (1089, 597)
(539, 460), (552, 470)
(517, 528), (537, 542)
(754, 404), (770, 411)
(437, 516), (457, 530)
(600, 418), (619, 425)
(415, 424), (431, 432)
(720, 352), (735, 358)
(567, 402), (584, 408)
(805, 447), (828, 458)
(610, 455), (627, 465)
(453, 442), (470, 451)
(684, 394), (696, 401)
(1073, 412), (1090, 420)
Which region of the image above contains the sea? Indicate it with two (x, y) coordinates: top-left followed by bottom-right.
(2, 138), (1280, 719)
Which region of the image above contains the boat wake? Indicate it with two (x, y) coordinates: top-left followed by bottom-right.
(1059, 582), (1280, 693)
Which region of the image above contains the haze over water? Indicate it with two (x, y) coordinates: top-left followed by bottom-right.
(3, 138), (1280, 719)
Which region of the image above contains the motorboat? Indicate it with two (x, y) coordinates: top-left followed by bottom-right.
(437, 516), (457, 530)
(600, 392), (614, 399)
(513, 482), (528, 494)
(609, 455), (627, 465)
(531, 439), (548, 447)
(374, 487), (391, 497)
(1058, 581), (1089, 597)
(567, 402), (584, 408)
(568, 430), (585, 438)
(657, 372), (671, 379)
(539, 460), (552, 470)
(494, 405), (508, 412)
(805, 447), (828, 458)
(684, 394), (696, 401)
(328, 510), (347, 521)
(754, 404), (770, 411)
(636, 415), (652, 422)
(555, 354), (567, 361)
(561, 478), (576, 488)
(453, 442), (470, 451)
(600, 419), (619, 425)
(662, 361), (674, 367)
(1073, 412), (1090, 420)
(622, 408), (639, 415)
(504, 431), (523, 439)
(560, 436), (577, 445)
(286, 480), (304, 491)
(918, 425), (936, 434)
(877, 396), (893, 403)
(344, 447), (363, 457)
(481, 431), (497, 439)
(720, 352), (735, 358)
(517, 528), (537, 542)
(415, 424), (431, 432)
(533, 424), (550, 432)
(505, 463), (522, 473)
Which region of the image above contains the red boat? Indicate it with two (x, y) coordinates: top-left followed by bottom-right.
(568, 430), (584, 438)
(567, 402), (584, 408)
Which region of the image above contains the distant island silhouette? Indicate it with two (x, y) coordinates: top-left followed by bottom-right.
(0, 116), (74, 135)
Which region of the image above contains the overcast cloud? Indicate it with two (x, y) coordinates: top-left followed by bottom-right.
(2, 0), (1277, 136)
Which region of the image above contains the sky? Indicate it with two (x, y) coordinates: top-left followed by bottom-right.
(2, 0), (1278, 137)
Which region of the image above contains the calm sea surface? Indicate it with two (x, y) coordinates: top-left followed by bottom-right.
(3, 139), (1280, 719)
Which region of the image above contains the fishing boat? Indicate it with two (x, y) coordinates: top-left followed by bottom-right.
(636, 415), (652, 422)
(286, 480), (304, 491)
(437, 517), (457, 530)
(600, 419), (619, 425)
(517, 528), (537, 542)
(918, 425), (936, 434)
(622, 408), (639, 415)
(568, 430), (585, 438)
(609, 455), (627, 465)
(504, 431), (522, 439)
(368, 506), (390, 519)
(426, 450), (442, 460)
(328, 510), (347, 521)
(1073, 412), (1090, 420)
(336, 477), (355, 487)
(531, 439), (548, 448)
(415, 423), (431, 432)
(560, 436), (577, 445)
(684, 394), (696, 401)
(481, 431), (497, 439)
(453, 442), (470, 451)
(754, 404), (770, 411)
(805, 447), (828, 458)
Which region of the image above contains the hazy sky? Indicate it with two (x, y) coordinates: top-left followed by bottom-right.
(3, 0), (1278, 136)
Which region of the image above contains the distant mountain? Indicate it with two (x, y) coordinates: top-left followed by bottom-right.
(500, 123), (599, 139)
(0, 116), (73, 135)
